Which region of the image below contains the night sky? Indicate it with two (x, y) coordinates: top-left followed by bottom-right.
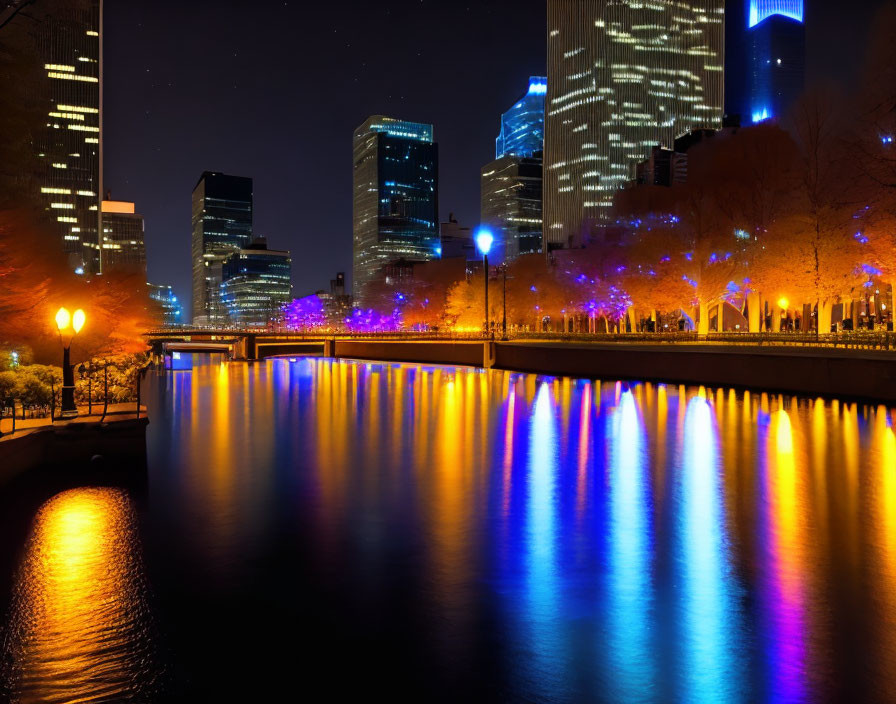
(104, 0), (887, 311)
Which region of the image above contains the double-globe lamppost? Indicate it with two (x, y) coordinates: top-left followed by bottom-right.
(55, 307), (85, 419)
(475, 227), (494, 338)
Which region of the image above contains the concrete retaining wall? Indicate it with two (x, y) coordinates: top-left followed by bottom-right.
(495, 343), (896, 402)
(335, 340), (485, 367)
(0, 418), (148, 488)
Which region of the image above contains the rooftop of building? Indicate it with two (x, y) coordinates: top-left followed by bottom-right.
(355, 115), (434, 143)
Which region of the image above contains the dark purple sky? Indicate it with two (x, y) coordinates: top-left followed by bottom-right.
(104, 0), (886, 309)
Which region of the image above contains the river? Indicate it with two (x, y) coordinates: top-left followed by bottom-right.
(1, 354), (894, 702)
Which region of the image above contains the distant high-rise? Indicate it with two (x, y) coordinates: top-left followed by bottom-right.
(544, 0), (724, 251)
(100, 198), (144, 274)
(219, 238), (292, 328)
(191, 171), (253, 325)
(747, 0), (805, 124)
(495, 77), (547, 159)
(482, 78), (545, 261)
(147, 283), (183, 327)
(2, 0), (103, 274)
(352, 116), (439, 305)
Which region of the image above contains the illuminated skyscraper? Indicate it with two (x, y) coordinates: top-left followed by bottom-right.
(544, 0), (724, 251)
(481, 78), (545, 261)
(352, 116), (439, 305)
(147, 283), (183, 327)
(100, 198), (145, 274)
(191, 171), (253, 325)
(747, 0), (805, 124)
(481, 154), (543, 260)
(495, 77), (547, 159)
(220, 238), (292, 328)
(2, 0), (103, 274)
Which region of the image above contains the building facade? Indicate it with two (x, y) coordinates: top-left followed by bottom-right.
(3, 0), (103, 274)
(191, 171), (253, 325)
(481, 154), (543, 260)
(352, 116), (439, 305)
(316, 272), (353, 327)
(747, 0), (805, 123)
(544, 0), (724, 252)
(219, 238), (292, 328)
(147, 283), (183, 327)
(100, 198), (144, 273)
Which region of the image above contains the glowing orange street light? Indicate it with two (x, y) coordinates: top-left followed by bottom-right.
(55, 307), (86, 419)
(777, 297), (789, 311)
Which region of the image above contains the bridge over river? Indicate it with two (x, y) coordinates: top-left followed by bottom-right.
(144, 329), (896, 404)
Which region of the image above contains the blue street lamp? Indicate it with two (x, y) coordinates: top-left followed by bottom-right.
(475, 227), (494, 337)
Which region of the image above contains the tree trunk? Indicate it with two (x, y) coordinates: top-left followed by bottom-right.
(747, 293), (761, 332)
(818, 300), (832, 335)
(771, 304), (782, 332)
(801, 303), (812, 333)
(698, 301), (709, 335)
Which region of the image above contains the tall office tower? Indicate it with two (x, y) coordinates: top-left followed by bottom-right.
(147, 283), (184, 327)
(481, 154), (543, 260)
(544, 0), (724, 252)
(352, 116), (439, 305)
(495, 77), (547, 159)
(1, 0), (103, 274)
(482, 77), (546, 261)
(191, 171), (253, 325)
(219, 238), (292, 328)
(100, 198), (145, 274)
(747, 0), (805, 124)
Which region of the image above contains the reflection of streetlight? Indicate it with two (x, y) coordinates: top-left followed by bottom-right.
(56, 307), (85, 419)
(475, 227), (494, 337)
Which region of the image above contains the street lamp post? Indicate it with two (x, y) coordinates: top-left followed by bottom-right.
(502, 263), (508, 341)
(55, 307), (85, 419)
(475, 227), (494, 338)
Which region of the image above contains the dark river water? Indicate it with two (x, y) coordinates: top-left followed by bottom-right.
(1, 354), (896, 702)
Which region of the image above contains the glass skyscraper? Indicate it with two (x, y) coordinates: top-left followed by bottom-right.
(495, 77), (547, 159)
(220, 239), (292, 328)
(3, 0), (103, 274)
(747, 0), (805, 124)
(544, 0), (724, 251)
(191, 171), (253, 325)
(482, 77), (546, 261)
(352, 116), (438, 305)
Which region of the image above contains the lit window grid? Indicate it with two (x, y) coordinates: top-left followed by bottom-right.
(544, 0), (724, 248)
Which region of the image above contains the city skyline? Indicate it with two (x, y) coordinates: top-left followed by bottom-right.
(98, 0), (885, 314)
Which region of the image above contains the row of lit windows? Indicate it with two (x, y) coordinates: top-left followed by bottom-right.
(48, 71), (98, 83)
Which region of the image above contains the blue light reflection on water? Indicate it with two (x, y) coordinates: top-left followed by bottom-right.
(675, 395), (743, 702)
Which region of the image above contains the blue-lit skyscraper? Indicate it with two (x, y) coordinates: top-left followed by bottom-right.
(495, 77), (546, 159)
(352, 116), (439, 304)
(482, 77), (546, 261)
(747, 0), (805, 124)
